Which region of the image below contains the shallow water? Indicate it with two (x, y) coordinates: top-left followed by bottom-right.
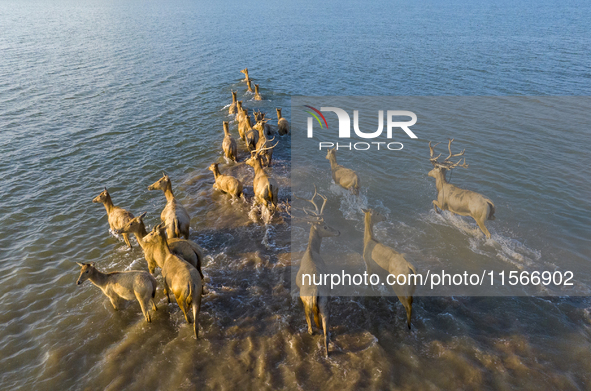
(1, 0), (591, 389)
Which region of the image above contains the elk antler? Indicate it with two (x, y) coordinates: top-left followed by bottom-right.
(445, 138), (465, 161)
(429, 140), (468, 169)
(429, 141), (441, 163)
(251, 140), (279, 155)
(294, 185), (327, 218)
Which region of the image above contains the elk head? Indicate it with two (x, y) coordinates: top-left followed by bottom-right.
(428, 138), (468, 178)
(361, 208), (386, 225)
(245, 140), (279, 167)
(76, 262), (97, 285)
(148, 173), (171, 191)
(92, 188), (110, 203)
(294, 185), (340, 238)
(115, 212), (147, 235)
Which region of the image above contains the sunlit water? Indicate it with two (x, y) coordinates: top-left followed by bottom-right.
(1, 0), (590, 389)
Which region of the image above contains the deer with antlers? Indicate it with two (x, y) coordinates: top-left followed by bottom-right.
(245, 144), (279, 210)
(428, 139), (496, 239)
(246, 78), (254, 93)
(252, 112), (276, 166)
(294, 186), (340, 357)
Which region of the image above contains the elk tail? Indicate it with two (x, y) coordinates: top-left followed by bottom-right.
(487, 200), (496, 220)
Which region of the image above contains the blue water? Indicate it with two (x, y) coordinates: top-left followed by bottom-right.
(1, 0), (590, 389)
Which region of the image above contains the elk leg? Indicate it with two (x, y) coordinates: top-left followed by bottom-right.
(108, 294), (119, 310)
(319, 297), (330, 357)
(122, 233), (132, 248)
(303, 300), (314, 335)
(136, 291), (151, 322)
(176, 295), (191, 324)
(475, 217), (491, 239)
(432, 200), (441, 214)
(162, 279), (171, 304)
(151, 298), (158, 311)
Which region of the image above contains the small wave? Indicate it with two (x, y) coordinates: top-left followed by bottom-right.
(423, 210), (541, 269)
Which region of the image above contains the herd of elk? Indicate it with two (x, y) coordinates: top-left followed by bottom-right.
(78, 67), (499, 357)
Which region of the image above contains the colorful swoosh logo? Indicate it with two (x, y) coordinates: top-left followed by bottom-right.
(304, 105), (328, 129)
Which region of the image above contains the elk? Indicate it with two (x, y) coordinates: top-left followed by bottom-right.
(253, 84), (263, 101)
(361, 209), (416, 329)
(147, 173), (191, 239)
(92, 188), (134, 248)
(428, 139), (496, 239)
(245, 146), (279, 210)
(115, 212), (204, 280)
(240, 68), (250, 82)
(294, 186), (340, 357)
(325, 148), (360, 195)
(244, 114), (259, 152)
(276, 108), (290, 135)
(235, 101), (244, 123)
(253, 115), (276, 166)
(237, 107), (250, 141)
(208, 163), (243, 198)
(75, 262), (157, 323)
(222, 121), (238, 162)
(246, 78), (254, 93)
(142, 223), (202, 338)
(228, 91), (238, 115)
(253, 110), (273, 138)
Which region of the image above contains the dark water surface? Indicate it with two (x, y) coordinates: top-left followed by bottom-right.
(1, 0), (590, 389)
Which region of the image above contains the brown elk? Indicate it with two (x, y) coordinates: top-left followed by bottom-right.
(240, 68), (250, 82)
(237, 107), (250, 141)
(428, 139), (496, 239)
(253, 113), (276, 166)
(253, 110), (273, 138)
(361, 209), (416, 329)
(115, 212), (204, 280)
(147, 173), (191, 239)
(245, 145), (279, 210)
(142, 223), (203, 338)
(253, 84), (263, 101)
(92, 188), (134, 248)
(228, 91), (238, 115)
(208, 163), (243, 198)
(325, 148), (360, 195)
(276, 108), (290, 135)
(235, 101), (244, 123)
(222, 121), (238, 162)
(244, 114), (259, 152)
(246, 78), (254, 93)
(295, 186), (340, 357)
(76, 262), (157, 323)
